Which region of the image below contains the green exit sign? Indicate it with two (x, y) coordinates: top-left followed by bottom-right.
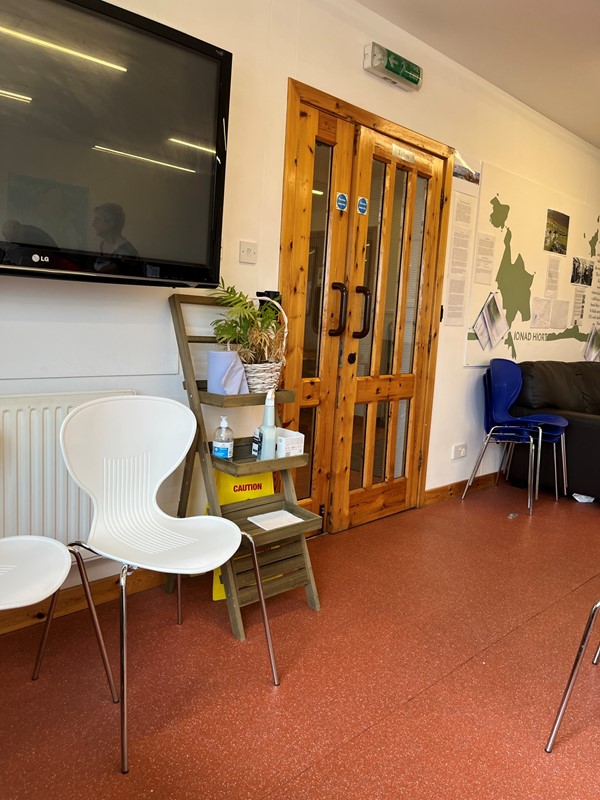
(363, 42), (423, 92)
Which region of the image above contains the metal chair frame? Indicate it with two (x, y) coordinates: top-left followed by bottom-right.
(0, 535), (117, 702)
(70, 530), (278, 774)
(462, 424), (538, 514)
(34, 546), (119, 703)
(546, 600), (600, 752)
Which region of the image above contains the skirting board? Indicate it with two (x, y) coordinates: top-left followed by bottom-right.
(423, 473), (496, 505)
(0, 568), (165, 636)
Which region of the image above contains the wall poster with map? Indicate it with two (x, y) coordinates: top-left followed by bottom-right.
(465, 162), (600, 366)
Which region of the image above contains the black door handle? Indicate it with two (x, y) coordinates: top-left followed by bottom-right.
(352, 286), (372, 339)
(328, 282), (347, 336)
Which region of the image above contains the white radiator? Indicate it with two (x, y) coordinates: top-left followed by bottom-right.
(0, 391), (134, 545)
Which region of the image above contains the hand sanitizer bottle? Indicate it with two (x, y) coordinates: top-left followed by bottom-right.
(257, 389), (276, 461)
(213, 415), (234, 460)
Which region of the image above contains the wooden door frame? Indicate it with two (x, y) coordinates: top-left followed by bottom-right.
(279, 79), (454, 509)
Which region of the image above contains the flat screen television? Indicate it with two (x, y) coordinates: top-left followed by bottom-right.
(0, 0), (231, 287)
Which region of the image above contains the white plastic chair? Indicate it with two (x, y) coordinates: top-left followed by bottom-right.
(0, 535), (117, 698)
(60, 394), (279, 774)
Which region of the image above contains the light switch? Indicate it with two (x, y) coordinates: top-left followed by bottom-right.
(239, 241), (257, 264)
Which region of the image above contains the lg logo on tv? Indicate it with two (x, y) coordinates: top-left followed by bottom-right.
(31, 254), (50, 263)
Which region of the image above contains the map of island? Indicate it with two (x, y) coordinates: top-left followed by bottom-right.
(495, 227), (533, 327)
(585, 217), (599, 257)
(488, 196), (533, 340)
(489, 195), (510, 229)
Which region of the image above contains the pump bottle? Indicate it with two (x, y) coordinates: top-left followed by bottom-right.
(212, 415), (234, 460)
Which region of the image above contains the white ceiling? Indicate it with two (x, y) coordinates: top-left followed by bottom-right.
(356, 0), (600, 151)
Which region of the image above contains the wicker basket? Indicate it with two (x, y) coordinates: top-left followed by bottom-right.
(243, 360), (283, 393)
(242, 297), (288, 393)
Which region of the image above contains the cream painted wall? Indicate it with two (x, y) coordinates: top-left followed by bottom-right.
(3, 0), (600, 511)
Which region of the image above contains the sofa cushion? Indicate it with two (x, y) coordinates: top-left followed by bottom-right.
(575, 362), (600, 413)
(517, 361), (587, 412)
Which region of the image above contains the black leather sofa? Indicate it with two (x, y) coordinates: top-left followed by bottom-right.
(508, 360), (600, 498)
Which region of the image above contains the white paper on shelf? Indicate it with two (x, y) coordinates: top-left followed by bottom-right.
(247, 510), (304, 530)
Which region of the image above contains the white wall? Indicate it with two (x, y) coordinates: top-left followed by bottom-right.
(3, 0), (600, 505)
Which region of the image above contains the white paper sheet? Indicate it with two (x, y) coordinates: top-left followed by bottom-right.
(247, 510), (304, 530)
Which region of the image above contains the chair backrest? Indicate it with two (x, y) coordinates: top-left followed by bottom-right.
(60, 395), (197, 522)
(482, 369), (494, 433)
(488, 359), (523, 423)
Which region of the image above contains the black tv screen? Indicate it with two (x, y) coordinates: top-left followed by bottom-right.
(0, 0), (231, 287)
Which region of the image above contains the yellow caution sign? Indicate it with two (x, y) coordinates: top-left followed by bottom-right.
(212, 470), (274, 600)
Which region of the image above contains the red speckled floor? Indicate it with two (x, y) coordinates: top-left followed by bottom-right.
(2, 483), (600, 799)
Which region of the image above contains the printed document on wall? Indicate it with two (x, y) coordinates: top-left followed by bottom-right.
(444, 192), (477, 327)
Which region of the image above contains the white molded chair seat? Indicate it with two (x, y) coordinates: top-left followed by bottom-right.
(0, 535), (71, 610)
(0, 535), (117, 698)
(60, 394), (279, 774)
(88, 511), (242, 575)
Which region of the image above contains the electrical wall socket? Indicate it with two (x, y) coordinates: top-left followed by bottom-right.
(452, 443), (467, 460)
(239, 240), (257, 264)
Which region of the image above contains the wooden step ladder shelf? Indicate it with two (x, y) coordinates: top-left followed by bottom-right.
(211, 438), (309, 476)
(169, 293), (321, 640)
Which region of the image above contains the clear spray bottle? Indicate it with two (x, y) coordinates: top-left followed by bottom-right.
(257, 389), (276, 461)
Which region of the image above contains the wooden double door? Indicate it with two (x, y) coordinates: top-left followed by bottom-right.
(279, 82), (453, 533)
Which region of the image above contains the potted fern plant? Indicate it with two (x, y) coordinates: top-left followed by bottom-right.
(211, 280), (287, 392)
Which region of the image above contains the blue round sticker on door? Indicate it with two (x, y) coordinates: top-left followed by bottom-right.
(336, 192), (348, 212)
(357, 197), (368, 215)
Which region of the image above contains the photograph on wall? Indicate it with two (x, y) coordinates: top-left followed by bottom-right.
(570, 256), (594, 286)
(451, 151), (481, 198)
(543, 208), (570, 254)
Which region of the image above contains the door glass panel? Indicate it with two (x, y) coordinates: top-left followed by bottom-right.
(394, 399), (410, 478)
(401, 175), (428, 374)
(357, 160), (386, 377)
(296, 406), (316, 500)
(379, 168), (408, 375)
(350, 403), (367, 490)
(303, 142), (332, 379)
(372, 401), (389, 485)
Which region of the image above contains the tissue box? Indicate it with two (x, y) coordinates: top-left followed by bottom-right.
(276, 427), (304, 458)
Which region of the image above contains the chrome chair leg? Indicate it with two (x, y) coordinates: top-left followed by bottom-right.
(32, 588), (60, 681)
(71, 548), (119, 703)
(119, 564), (130, 774)
(176, 574), (183, 625)
(241, 532), (280, 686)
(503, 442), (515, 480)
(497, 443), (511, 485)
(561, 432), (568, 496)
(527, 438), (535, 515)
(552, 442), (559, 502)
(546, 599), (600, 752)
(534, 426), (542, 501)
(32, 549), (118, 704)
(462, 432), (493, 500)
